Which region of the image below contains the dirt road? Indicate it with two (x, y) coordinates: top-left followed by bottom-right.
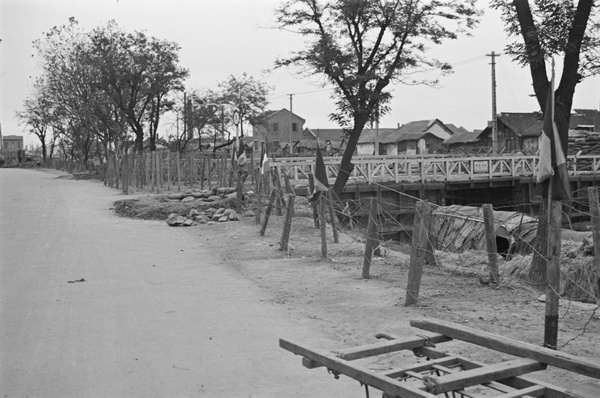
(0, 169), (358, 397)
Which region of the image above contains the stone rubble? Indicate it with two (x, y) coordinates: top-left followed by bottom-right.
(163, 186), (248, 226)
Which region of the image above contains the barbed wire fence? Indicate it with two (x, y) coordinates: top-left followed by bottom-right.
(261, 166), (599, 347)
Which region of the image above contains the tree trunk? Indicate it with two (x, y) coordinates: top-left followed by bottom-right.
(332, 116), (368, 196)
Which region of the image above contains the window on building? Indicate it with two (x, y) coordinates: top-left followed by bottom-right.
(292, 122), (298, 132)
(272, 141), (279, 153)
(272, 123), (279, 132)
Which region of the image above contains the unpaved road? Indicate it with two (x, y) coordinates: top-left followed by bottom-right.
(0, 169), (358, 397)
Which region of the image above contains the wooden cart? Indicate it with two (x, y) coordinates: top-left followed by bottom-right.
(280, 318), (600, 398)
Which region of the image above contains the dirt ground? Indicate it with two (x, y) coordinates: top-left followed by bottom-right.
(110, 186), (600, 397)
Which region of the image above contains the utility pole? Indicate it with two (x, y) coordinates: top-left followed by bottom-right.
(487, 51), (500, 154)
(289, 94), (294, 156)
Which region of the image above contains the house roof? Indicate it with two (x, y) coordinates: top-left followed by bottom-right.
(497, 113), (543, 137)
(443, 130), (484, 145)
(357, 128), (399, 144)
(304, 128), (347, 141)
(445, 124), (470, 135)
(253, 108), (305, 124)
(398, 131), (444, 142)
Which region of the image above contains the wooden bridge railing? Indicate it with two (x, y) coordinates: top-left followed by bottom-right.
(271, 154), (600, 185)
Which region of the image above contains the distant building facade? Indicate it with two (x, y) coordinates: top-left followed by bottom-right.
(251, 108), (307, 154)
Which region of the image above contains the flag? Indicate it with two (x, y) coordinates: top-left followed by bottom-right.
(260, 142), (269, 175)
(308, 144), (329, 202)
(236, 136), (247, 167)
(536, 72), (571, 201)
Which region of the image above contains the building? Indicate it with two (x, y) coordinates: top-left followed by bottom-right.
(356, 120), (455, 155)
(251, 108), (307, 154)
(0, 133), (25, 164)
(442, 130), (487, 154)
(302, 128), (347, 155)
(2, 135), (24, 151)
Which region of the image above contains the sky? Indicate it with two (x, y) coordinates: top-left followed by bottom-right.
(1, 0), (599, 149)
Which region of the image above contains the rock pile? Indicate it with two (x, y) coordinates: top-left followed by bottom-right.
(166, 207), (240, 227)
(165, 187), (238, 203)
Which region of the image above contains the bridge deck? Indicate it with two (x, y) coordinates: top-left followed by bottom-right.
(271, 154), (600, 185)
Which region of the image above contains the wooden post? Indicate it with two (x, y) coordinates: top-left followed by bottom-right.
(308, 174), (319, 228)
(157, 151), (162, 188)
(544, 200), (562, 350)
(587, 186), (600, 299)
(200, 157), (205, 190)
(250, 149), (255, 186)
(362, 198), (378, 279)
(405, 201), (430, 306)
(255, 172), (263, 225)
(422, 202), (437, 266)
(189, 152), (194, 187)
(166, 151), (171, 190)
(326, 190), (339, 243)
(236, 170), (244, 202)
(260, 188), (277, 237)
(279, 194), (295, 252)
(272, 168), (285, 216)
(123, 149), (129, 195)
(482, 204), (500, 284)
(283, 172), (294, 194)
(176, 151), (181, 192)
(319, 195), (328, 259)
(154, 151), (160, 194)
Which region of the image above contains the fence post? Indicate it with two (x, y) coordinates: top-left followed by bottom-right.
(308, 174), (319, 228)
(544, 200), (562, 350)
(167, 152), (171, 190)
(255, 171), (263, 225)
(482, 203), (500, 284)
(260, 188), (277, 237)
(176, 152), (181, 192)
(362, 198), (378, 279)
(279, 194), (295, 252)
(319, 195), (328, 259)
(326, 190), (339, 243)
(405, 200), (430, 306)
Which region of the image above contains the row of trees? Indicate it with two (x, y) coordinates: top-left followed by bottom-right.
(18, 1), (599, 200)
(17, 18), (271, 164)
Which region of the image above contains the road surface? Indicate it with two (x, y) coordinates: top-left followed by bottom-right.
(0, 168), (358, 397)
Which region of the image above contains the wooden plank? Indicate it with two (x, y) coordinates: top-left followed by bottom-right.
(431, 363), (528, 396)
(424, 358), (546, 395)
(302, 333), (451, 369)
(410, 318), (600, 380)
(493, 385), (546, 398)
(280, 339), (439, 398)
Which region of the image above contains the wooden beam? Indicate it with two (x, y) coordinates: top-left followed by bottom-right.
(280, 339), (439, 398)
(410, 318), (600, 380)
(493, 385), (546, 398)
(423, 358), (545, 394)
(301, 333), (451, 369)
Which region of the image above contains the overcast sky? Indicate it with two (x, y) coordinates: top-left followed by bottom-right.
(1, 0), (599, 148)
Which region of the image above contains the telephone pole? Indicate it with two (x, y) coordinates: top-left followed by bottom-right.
(289, 94), (294, 155)
(487, 51), (500, 154)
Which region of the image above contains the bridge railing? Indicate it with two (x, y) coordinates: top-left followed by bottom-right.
(271, 154), (600, 185)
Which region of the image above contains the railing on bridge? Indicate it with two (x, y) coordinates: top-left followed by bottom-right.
(271, 154), (600, 185)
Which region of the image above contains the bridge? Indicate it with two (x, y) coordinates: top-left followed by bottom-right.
(271, 154), (600, 186)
